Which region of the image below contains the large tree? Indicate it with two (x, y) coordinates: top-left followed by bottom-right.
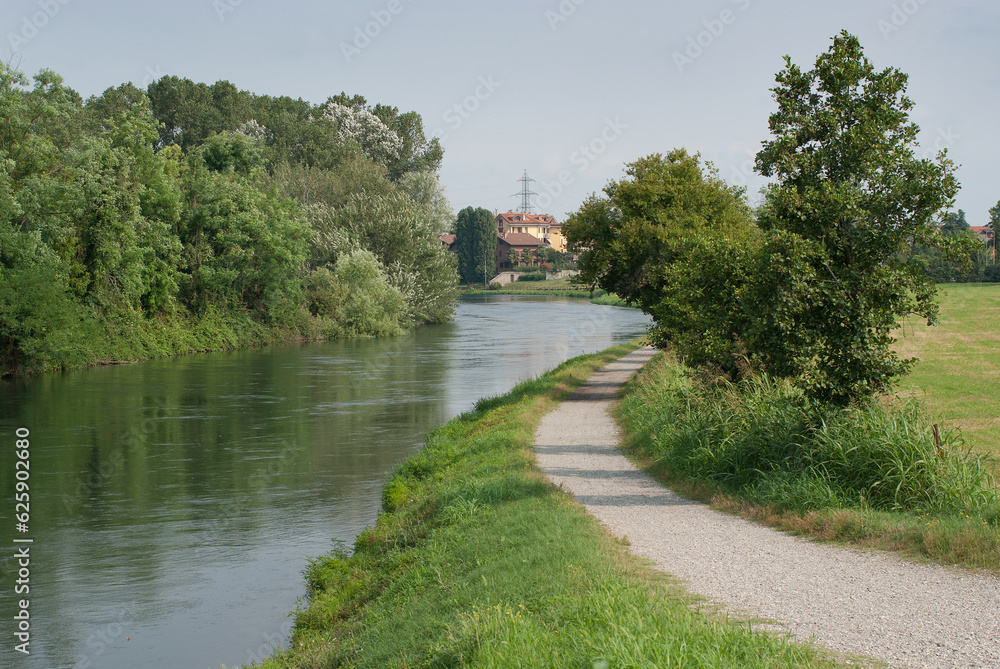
(455, 206), (497, 285)
(564, 150), (756, 372)
(752, 31), (959, 405)
(565, 150), (752, 311)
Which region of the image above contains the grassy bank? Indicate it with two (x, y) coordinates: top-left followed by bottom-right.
(258, 344), (850, 668)
(893, 283), (1000, 458)
(1, 306), (319, 377)
(461, 277), (628, 305)
(616, 351), (1000, 574)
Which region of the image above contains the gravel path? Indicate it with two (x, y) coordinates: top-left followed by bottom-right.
(534, 347), (1000, 669)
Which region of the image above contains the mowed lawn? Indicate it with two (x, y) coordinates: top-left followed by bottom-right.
(894, 283), (1000, 460)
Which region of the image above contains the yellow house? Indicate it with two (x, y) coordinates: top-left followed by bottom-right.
(495, 212), (566, 253)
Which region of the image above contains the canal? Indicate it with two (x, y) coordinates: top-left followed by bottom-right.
(0, 296), (650, 668)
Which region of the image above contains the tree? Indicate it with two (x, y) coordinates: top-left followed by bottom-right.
(146, 76), (252, 150)
(566, 149), (752, 308)
(541, 247), (568, 270)
(455, 207), (496, 284)
(940, 209), (971, 238)
(325, 188), (458, 325)
(752, 31), (959, 405)
(180, 144), (310, 321)
(506, 247), (520, 268)
(397, 170), (453, 233)
(989, 201), (1000, 259)
(564, 150), (756, 373)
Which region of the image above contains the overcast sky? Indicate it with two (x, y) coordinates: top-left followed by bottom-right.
(5, 0), (998, 224)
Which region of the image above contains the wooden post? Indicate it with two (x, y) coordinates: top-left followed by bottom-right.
(932, 424), (943, 459)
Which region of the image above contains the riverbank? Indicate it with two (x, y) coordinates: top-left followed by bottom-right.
(0, 306), (320, 377)
(460, 277), (628, 305)
(257, 343), (847, 668)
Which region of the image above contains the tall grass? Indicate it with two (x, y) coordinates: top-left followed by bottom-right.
(616, 352), (1000, 571)
(620, 354), (995, 513)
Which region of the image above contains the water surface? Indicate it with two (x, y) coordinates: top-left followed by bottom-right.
(0, 296), (649, 668)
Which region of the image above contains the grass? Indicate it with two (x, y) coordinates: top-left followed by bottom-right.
(256, 343), (854, 669)
(615, 351), (1000, 574)
(461, 277), (630, 305)
(893, 283), (1000, 459)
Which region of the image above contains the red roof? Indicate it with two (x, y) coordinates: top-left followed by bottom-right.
(498, 232), (544, 247)
(439, 234), (456, 244)
(496, 212), (557, 226)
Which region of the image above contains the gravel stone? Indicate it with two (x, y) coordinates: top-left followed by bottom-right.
(534, 347), (1000, 669)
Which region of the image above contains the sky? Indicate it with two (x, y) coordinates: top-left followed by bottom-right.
(4, 0), (998, 225)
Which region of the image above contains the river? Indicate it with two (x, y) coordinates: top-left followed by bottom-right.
(0, 296), (649, 668)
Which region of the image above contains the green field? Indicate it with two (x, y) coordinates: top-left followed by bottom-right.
(462, 276), (591, 296)
(894, 283), (1000, 459)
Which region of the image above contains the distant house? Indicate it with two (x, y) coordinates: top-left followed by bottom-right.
(971, 226), (996, 262)
(971, 226), (995, 247)
(495, 212), (566, 253)
(438, 234), (458, 254)
(495, 232), (544, 271)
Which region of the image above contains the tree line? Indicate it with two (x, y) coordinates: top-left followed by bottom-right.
(910, 208), (999, 282)
(0, 66), (458, 376)
(567, 32), (984, 407)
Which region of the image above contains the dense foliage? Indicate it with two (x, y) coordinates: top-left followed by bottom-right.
(908, 210), (999, 283)
(752, 32), (960, 404)
(454, 206), (496, 284)
(0, 65), (457, 376)
(567, 32), (967, 406)
(565, 149), (758, 376)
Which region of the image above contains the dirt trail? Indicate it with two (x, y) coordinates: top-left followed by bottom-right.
(534, 347), (1000, 669)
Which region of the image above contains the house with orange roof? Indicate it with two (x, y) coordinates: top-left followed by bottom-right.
(495, 212), (566, 253)
(495, 232), (546, 271)
(438, 234), (458, 253)
(971, 226), (996, 262)
(971, 226), (995, 247)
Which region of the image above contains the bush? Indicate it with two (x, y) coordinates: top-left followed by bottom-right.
(516, 271), (546, 282)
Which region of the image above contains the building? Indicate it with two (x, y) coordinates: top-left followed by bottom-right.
(495, 233), (545, 271)
(971, 226), (996, 262)
(971, 226), (995, 247)
(438, 234), (458, 253)
(495, 212), (567, 253)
